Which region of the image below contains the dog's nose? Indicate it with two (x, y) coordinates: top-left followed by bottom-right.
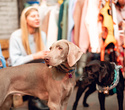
(44, 58), (49, 62)
(44, 57), (50, 63)
(44, 57), (50, 66)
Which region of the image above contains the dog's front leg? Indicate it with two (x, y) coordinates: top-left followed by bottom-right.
(62, 103), (67, 110)
(48, 98), (61, 110)
(117, 90), (124, 110)
(98, 92), (105, 110)
(0, 95), (13, 110)
(48, 102), (61, 110)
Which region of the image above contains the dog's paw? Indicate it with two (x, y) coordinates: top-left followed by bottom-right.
(83, 102), (89, 107)
(72, 103), (77, 110)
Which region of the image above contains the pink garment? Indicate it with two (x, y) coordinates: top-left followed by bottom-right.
(79, 0), (89, 53)
(73, 0), (85, 46)
(85, 0), (101, 53)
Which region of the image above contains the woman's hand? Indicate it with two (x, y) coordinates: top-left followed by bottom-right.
(32, 51), (49, 60)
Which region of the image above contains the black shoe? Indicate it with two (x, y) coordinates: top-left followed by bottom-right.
(28, 96), (49, 110)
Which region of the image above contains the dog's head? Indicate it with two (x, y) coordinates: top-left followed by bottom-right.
(44, 39), (83, 67)
(82, 60), (115, 86)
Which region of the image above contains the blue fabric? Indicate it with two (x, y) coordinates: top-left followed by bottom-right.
(112, 69), (117, 93)
(27, 1), (39, 5)
(67, 0), (77, 41)
(0, 45), (6, 69)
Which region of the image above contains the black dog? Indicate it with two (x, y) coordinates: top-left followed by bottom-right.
(73, 53), (100, 109)
(73, 60), (124, 110)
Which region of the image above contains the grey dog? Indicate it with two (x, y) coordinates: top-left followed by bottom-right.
(0, 39), (83, 110)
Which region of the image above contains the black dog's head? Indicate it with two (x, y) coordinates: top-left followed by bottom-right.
(82, 60), (115, 86)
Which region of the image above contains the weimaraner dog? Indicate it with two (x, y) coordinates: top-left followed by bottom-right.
(0, 39), (83, 110)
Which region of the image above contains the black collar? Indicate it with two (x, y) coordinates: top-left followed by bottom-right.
(56, 62), (76, 78)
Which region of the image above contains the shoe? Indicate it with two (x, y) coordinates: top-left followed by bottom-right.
(28, 96), (49, 110)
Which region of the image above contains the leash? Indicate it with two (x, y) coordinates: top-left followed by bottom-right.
(96, 62), (122, 94)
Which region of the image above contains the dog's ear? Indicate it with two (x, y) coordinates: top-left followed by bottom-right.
(66, 42), (83, 67)
(86, 60), (101, 73)
(98, 62), (108, 83)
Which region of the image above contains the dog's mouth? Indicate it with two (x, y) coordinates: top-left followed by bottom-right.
(44, 60), (53, 68)
(44, 57), (50, 66)
(45, 61), (50, 67)
(45, 63), (52, 68)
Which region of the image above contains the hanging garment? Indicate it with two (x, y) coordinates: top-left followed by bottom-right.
(79, 0), (90, 53)
(57, 1), (65, 40)
(67, 0), (77, 42)
(112, 3), (120, 43)
(85, 0), (101, 53)
(39, 1), (51, 27)
(115, 5), (125, 46)
(73, 0), (85, 46)
(47, 5), (59, 49)
(62, 0), (69, 39)
(41, 11), (51, 35)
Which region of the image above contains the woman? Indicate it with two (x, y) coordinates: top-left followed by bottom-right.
(9, 6), (49, 110)
(9, 6), (48, 66)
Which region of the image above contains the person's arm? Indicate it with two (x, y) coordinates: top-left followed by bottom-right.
(9, 31), (49, 66)
(9, 35), (34, 66)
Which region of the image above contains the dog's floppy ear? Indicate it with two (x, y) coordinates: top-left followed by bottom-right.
(66, 42), (83, 67)
(86, 60), (101, 73)
(98, 62), (108, 83)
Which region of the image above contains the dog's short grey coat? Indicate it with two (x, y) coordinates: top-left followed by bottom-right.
(0, 40), (83, 110)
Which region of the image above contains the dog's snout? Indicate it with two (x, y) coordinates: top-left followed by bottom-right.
(44, 57), (51, 67)
(44, 58), (49, 62)
(44, 56), (50, 65)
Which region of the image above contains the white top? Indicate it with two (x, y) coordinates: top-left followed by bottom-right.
(9, 29), (46, 66)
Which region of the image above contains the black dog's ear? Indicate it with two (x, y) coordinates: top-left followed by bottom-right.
(86, 60), (102, 73)
(99, 67), (105, 83)
(98, 62), (108, 83)
(85, 62), (102, 79)
(91, 64), (101, 73)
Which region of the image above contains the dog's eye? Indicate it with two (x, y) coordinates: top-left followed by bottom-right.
(49, 47), (52, 50)
(58, 46), (62, 50)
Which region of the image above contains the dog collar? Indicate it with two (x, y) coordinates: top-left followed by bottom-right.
(56, 62), (76, 78)
(67, 69), (75, 78)
(96, 62), (122, 93)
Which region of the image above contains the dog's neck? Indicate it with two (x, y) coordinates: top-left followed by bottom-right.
(97, 63), (122, 93)
(50, 62), (76, 80)
(56, 62), (76, 73)
(99, 71), (114, 87)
